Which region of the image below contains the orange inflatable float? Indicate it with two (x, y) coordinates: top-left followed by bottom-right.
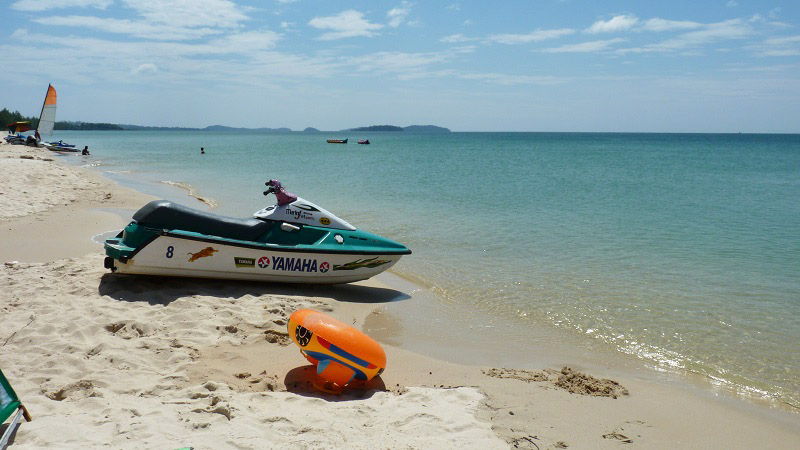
(288, 309), (386, 393)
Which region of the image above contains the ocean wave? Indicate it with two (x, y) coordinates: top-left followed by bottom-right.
(160, 180), (218, 208)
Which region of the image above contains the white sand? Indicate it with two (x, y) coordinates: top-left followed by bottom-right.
(2, 254), (503, 448)
(1, 140), (799, 449)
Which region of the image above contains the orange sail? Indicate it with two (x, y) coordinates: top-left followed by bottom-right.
(37, 84), (57, 136)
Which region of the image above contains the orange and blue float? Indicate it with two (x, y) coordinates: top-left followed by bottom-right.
(288, 309), (386, 393)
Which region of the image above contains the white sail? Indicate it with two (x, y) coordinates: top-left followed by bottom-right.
(37, 84), (57, 136)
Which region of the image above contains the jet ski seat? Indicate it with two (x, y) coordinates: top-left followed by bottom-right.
(132, 200), (273, 241)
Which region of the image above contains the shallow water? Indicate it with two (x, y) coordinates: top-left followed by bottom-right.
(60, 130), (800, 407)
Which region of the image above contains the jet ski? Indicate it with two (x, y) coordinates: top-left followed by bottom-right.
(45, 141), (79, 152)
(104, 179), (411, 284)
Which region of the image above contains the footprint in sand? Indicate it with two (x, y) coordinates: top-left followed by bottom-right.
(46, 380), (103, 401)
(264, 329), (291, 346)
(105, 321), (153, 339)
(602, 431), (633, 444)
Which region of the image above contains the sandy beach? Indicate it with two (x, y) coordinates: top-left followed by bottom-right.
(1, 140), (799, 449)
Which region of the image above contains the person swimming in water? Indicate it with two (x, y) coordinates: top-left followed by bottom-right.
(201, 147), (205, 154)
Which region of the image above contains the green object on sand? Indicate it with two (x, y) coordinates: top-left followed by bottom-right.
(1, 368), (31, 449)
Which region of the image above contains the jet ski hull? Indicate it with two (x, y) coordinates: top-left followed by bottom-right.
(104, 196), (410, 284)
(106, 233), (402, 284)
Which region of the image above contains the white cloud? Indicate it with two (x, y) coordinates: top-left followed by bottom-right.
(132, 63), (158, 75)
(726, 1), (738, 7)
(387, 2), (412, 28)
(763, 35), (800, 46)
(122, 0), (248, 29)
(440, 33), (475, 43)
(351, 51), (446, 74)
(586, 15), (639, 34)
(308, 10), (383, 40)
(618, 19), (753, 54)
(752, 35), (800, 56)
(543, 38), (625, 53)
(208, 30), (281, 52)
(452, 45), (476, 54)
(10, 0), (111, 11)
(32, 0), (249, 41)
(760, 49), (800, 56)
(640, 18), (703, 32)
(8, 28), (337, 86)
(34, 15), (221, 40)
(487, 28), (574, 44)
(460, 73), (564, 86)
(659, 19), (752, 48)
(723, 64), (795, 72)
(12, 28), (281, 59)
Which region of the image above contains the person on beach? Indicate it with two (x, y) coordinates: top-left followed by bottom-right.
(201, 147), (205, 154)
(82, 146), (90, 155)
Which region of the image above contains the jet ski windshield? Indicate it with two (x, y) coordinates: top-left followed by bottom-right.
(256, 179), (356, 231)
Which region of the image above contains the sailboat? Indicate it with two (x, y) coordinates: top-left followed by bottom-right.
(35, 84), (77, 152)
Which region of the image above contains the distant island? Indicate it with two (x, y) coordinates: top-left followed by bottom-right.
(2, 108), (450, 133)
(118, 124), (292, 132)
(351, 125), (403, 132)
(349, 124), (450, 133)
(202, 125), (292, 132)
(403, 125), (451, 133)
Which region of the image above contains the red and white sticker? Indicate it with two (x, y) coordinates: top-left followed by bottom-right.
(258, 256), (270, 269)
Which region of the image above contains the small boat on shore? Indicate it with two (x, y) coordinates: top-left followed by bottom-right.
(357, 139), (370, 145)
(33, 84), (57, 148)
(104, 179), (411, 284)
(327, 138), (348, 144)
(4, 134), (26, 145)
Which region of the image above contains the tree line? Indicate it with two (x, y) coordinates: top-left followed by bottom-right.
(1, 108), (123, 131)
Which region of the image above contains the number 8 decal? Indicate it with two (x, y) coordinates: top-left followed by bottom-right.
(166, 246), (174, 258)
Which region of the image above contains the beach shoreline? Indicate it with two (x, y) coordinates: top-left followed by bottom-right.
(1, 140), (799, 448)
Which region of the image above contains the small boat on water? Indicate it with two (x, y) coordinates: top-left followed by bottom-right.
(327, 138), (348, 144)
(357, 139), (370, 145)
(104, 179), (411, 284)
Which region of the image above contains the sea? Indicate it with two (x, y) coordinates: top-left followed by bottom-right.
(56, 130), (800, 409)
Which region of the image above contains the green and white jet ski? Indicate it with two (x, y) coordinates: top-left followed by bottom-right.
(104, 179), (411, 284)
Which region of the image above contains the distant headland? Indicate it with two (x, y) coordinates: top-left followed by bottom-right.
(348, 125), (450, 133)
(1, 108), (450, 132)
(114, 124), (451, 133)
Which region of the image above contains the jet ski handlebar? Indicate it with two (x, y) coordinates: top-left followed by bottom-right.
(263, 179), (298, 206)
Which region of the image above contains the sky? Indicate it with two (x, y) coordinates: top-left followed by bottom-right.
(1, 0), (799, 132)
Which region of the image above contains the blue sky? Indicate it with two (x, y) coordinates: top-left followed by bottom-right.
(2, 0), (799, 132)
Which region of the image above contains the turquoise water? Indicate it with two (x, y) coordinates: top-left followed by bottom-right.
(60, 130), (800, 407)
